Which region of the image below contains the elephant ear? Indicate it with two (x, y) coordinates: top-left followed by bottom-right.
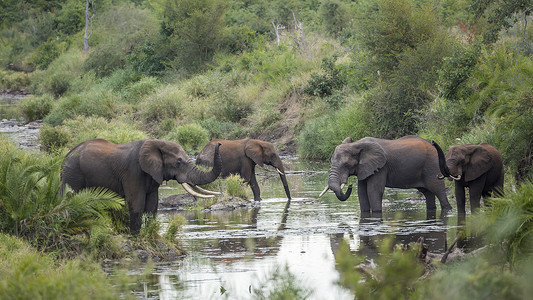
(342, 137), (354, 144)
(139, 139), (164, 185)
(357, 142), (387, 181)
(464, 145), (492, 182)
(245, 140), (264, 167)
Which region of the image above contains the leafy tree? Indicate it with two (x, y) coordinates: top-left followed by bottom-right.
(161, 0), (228, 71)
(319, 0), (350, 37)
(470, 0), (533, 44)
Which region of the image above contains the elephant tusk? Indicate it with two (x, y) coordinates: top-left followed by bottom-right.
(276, 168), (285, 176)
(450, 174), (461, 181)
(192, 184), (221, 195)
(341, 183), (345, 190)
(319, 186), (329, 197)
(437, 174), (445, 180)
(182, 183), (214, 198)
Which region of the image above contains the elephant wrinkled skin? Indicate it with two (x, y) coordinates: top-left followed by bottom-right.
(433, 141), (504, 214)
(196, 139), (291, 201)
(60, 139), (222, 234)
(324, 136), (452, 214)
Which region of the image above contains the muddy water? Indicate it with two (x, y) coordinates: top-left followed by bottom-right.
(126, 158), (463, 299)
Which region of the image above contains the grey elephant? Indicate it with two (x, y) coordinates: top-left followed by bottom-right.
(60, 138), (222, 234)
(196, 139), (291, 201)
(432, 141), (504, 214)
(321, 136), (452, 214)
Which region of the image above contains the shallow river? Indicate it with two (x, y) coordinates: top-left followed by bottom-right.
(0, 95), (466, 299)
(125, 158), (466, 300)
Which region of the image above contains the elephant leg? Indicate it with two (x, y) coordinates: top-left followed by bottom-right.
(249, 167), (261, 201)
(144, 190), (159, 215)
(418, 187), (436, 211)
(366, 174), (385, 213)
(125, 187), (146, 235)
(468, 177), (486, 213)
(455, 182), (466, 214)
(358, 180), (371, 212)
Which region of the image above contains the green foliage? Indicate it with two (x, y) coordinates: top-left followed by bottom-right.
(198, 117), (241, 140)
(83, 44), (126, 78)
(60, 116), (148, 147)
(0, 70), (31, 90)
(470, 0), (533, 44)
(164, 123), (209, 154)
(31, 40), (65, 70)
(336, 238), (424, 299)
(39, 124), (71, 152)
(161, 0), (228, 71)
(223, 175), (250, 199)
(437, 45), (479, 100)
(18, 95), (53, 121)
(297, 96), (372, 160)
(163, 214), (187, 243)
(304, 56), (346, 98)
(473, 180), (533, 268)
(319, 0), (350, 37)
(123, 76), (159, 104)
(0, 234), (132, 300)
(0, 137), (124, 252)
(252, 264), (313, 300)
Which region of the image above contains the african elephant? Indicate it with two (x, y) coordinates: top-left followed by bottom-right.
(432, 141), (504, 214)
(321, 136), (452, 214)
(60, 139), (222, 234)
(196, 139), (291, 201)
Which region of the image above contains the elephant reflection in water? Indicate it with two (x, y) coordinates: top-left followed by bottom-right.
(329, 213), (451, 260)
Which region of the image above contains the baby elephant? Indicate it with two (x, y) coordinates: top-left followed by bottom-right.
(60, 138), (222, 234)
(196, 139), (291, 201)
(432, 141), (504, 214)
(321, 136), (452, 215)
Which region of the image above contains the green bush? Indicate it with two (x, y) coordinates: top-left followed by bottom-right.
(198, 117), (240, 139)
(0, 70), (31, 90)
(123, 76), (159, 104)
(49, 74), (71, 97)
(164, 123), (209, 153)
(61, 116), (148, 147)
(31, 40), (65, 70)
(83, 44), (126, 78)
(224, 175), (250, 199)
(18, 95), (53, 121)
(0, 137), (124, 251)
(0, 234), (132, 300)
(304, 56), (346, 98)
(39, 124), (71, 152)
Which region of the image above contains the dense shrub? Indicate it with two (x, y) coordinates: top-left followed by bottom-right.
(0, 70), (31, 90)
(61, 116), (148, 147)
(164, 123), (209, 153)
(0, 234), (132, 299)
(83, 44), (126, 78)
(39, 124), (71, 152)
(19, 95), (53, 121)
(304, 56), (346, 98)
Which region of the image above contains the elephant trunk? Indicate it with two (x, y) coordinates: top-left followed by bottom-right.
(432, 141), (452, 178)
(279, 172), (291, 200)
(328, 169), (352, 201)
(188, 143), (222, 185)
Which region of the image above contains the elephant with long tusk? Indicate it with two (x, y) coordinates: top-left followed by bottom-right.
(196, 139), (291, 201)
(432, 141), (504, 214)
(60, 139), (222, 234)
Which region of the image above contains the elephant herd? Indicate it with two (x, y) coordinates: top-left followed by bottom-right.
(60, 135), (504, 234)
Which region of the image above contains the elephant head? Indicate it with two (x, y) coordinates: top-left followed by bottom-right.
(432, 141), (492, 182)
(139, 140), (222, 197)
(326, 137), (386, 201)
(245, 140), (291, 199)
